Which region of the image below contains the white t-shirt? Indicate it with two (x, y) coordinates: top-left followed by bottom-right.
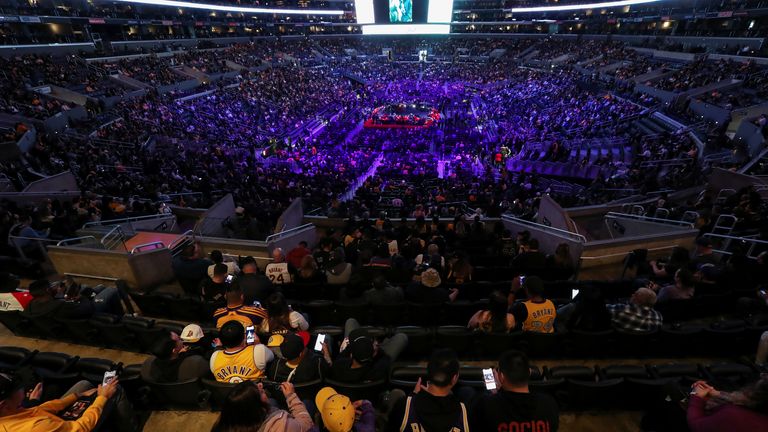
(265, 262), (292, 284)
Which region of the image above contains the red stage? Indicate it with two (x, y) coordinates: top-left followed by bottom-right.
(364, 102), (440, 129)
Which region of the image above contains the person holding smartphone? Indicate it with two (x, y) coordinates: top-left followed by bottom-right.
(0, 372), (136, 432)
(266, 333), (331, 384)
(470, 350), (559, 432)
(386, 349), (469, 432)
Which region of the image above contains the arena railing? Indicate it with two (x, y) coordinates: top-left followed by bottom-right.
(604, 212), (695, 229)
(703, 232), (768, 260)
(501, 214), (587, 244)
(81, 213), (177, 233)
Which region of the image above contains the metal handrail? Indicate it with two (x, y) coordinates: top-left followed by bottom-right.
(131, 241), (166, 254)
(56, 236), (99, 247)
(703, 232), (768, 259)
(604, 212), (695, 228)
(100, 225), (126, 250)
(501, 215), (587, 243)
(169, 230), (196, 252)
(580, 244), (681, 260)
(265, 223), (315, 243)
(82, 213), (175, 229)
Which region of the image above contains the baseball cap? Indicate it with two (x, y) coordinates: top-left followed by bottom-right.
(180, 324), (204, 343)
(420, 268), (441, 288)
(350, 336), (374, 364)
(315, 387), (355, 432)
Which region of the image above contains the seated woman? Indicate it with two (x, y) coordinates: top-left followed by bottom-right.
(294, 255), (325, 286)
(467, 291), (515, 333)
(650, 246), (691, 281)
(261, 292), (309, 335)
(211, 381), (313, 432)
(687, 377), (768, 432)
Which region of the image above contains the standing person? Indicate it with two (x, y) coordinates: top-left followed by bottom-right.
(471, 350), (559, 431)
(386, 349), (469, 432)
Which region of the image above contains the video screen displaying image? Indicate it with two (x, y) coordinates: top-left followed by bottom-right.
(389, 0), (413, 23)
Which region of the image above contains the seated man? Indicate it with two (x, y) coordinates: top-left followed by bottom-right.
(213, 288), (267, 329)
(207, 250), (239, 279)
(607, 287), (663, 333)
(510, 276), (556, 333)
(470, 350), (559, 431)
(266, 332), (331, 384)
(25, 279), (125, 320)
(233, 256), (275, 306)
(210, 320), (274, 383)
(141, 333), (209, 383)
(655, 268), (696, 303)
(0, 372), (135, 432)
(265, 248), (294, 285)
(329, 318), (408, 383)
(200, 264), (230, 302)
(387, 349), (469, 432)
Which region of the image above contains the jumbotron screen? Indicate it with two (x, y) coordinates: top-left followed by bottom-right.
(355, 0), (453, 35)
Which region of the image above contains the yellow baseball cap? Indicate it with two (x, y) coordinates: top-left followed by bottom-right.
(315, 387), (354, 432)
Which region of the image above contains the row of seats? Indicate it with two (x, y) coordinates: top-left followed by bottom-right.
(3, 346), (762, 412)
(3, 306), (765, 360)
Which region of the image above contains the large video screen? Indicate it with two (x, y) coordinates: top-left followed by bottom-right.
(389, 0), (412, 23)
(355, 0), (453, 35)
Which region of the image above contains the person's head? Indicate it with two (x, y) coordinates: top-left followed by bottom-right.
(219, 321), (245, 349)
(426, 243), (440, 256)
(523, 276), (545, 299)
(265, 292), (289, 318)
(528, 238), (540, 252)
(298, 241), (308, 250)
(241, 257), (258, 274)
(630, 287), (657, 308)
(349, 335), (374, 365)
(555, 243), (570, 261)
(213, 264), (228, 283)
(675, 268), (695, 289)
(669, 246), (690, 263)
(0, 373), (24, 417)
(300, 255), (317, 273)
(28, 279), (51, 299)
(226, 288), (244, 306)
(420, 268), (442, 288)
(279, 332), (306, 365)
(426, 349), (459, 389)
(315, 387), (355, 432)
(210, 250), (224, 264)
(272, 248), (285, 263)
(488, 290), (508, 321)
(497, 350), (530, 390)
(151, 333), (184, 360)
(213, 382), (270, 432)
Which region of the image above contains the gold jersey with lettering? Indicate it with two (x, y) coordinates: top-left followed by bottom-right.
(209, 345), (271, 383)
(521, 299), (556, 333)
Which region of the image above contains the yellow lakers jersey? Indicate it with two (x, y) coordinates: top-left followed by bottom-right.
(522, 299), (556, 333)
(210, 345), (272, 383)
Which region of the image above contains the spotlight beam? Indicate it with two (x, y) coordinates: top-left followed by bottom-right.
(112, 0), (345, 15)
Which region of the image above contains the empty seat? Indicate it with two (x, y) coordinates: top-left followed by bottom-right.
(202, 377), (237, 409)
(0, 311), (37, 337)
(0, 347), (35, 371)
(523, 332), (562, 359)
(407, 303), (443, 327)
(324, 378), (386, 403)
(73, 358), (117, 384)
(395, 326), (433, 359)
(477, 332), (524, 358)
(566, 329), (615, 358)
(144, 378), (210, 409)
(389, 366), (427, 391)
(435, 326), (474, 356)
(302, 300), (335, 326)
(335, 301), (371, 326)
(370, 303), (407, 327)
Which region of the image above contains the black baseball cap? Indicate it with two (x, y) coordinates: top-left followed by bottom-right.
(350, 336), (374, 364)
(280, 333), (306, 361)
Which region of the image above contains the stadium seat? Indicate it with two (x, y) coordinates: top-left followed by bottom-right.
(0, 311), (37, 337)
(389, 366), (427, 391)
(202, 377), (237, 409)
(565, 378), (625, 410)
(143, 378), (210, 409)
(476, 331), (524, 358)
(73, 358), (117, 384)
(0, 347), (35, 371)
(335, 301), (371, 326)
(565, 329), (615, 358)
(395, 326), (433, 359)
(324, 378), (386, 403)
(435, 326), (474, 356)
(523, 332), (562, 358)
(407, 303), (444, 327)
(302, 300), (335, 326)
(370, 302), (407, 327)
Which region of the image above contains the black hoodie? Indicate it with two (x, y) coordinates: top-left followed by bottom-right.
(470, 390), (559, 432)
(386, 391), (467, 432)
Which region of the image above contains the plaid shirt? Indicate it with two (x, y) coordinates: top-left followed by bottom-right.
(607, 303), (663, 333)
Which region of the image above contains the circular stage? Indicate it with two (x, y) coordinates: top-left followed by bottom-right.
(365, 102), (441, 129)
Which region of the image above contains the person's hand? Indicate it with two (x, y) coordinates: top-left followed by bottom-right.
(212, 338), (222, 347)
(97, 380), (119, 400)
(352, 400), (369, 420)
(321, 341), (332, 359)
(691, 381), (717, 399)
(413, 377), (425, 394)
(280, 382), (295, 398)
(29, 382), (43, 401)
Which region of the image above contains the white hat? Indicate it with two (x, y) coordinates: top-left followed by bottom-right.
(180, 324), (205, 343)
